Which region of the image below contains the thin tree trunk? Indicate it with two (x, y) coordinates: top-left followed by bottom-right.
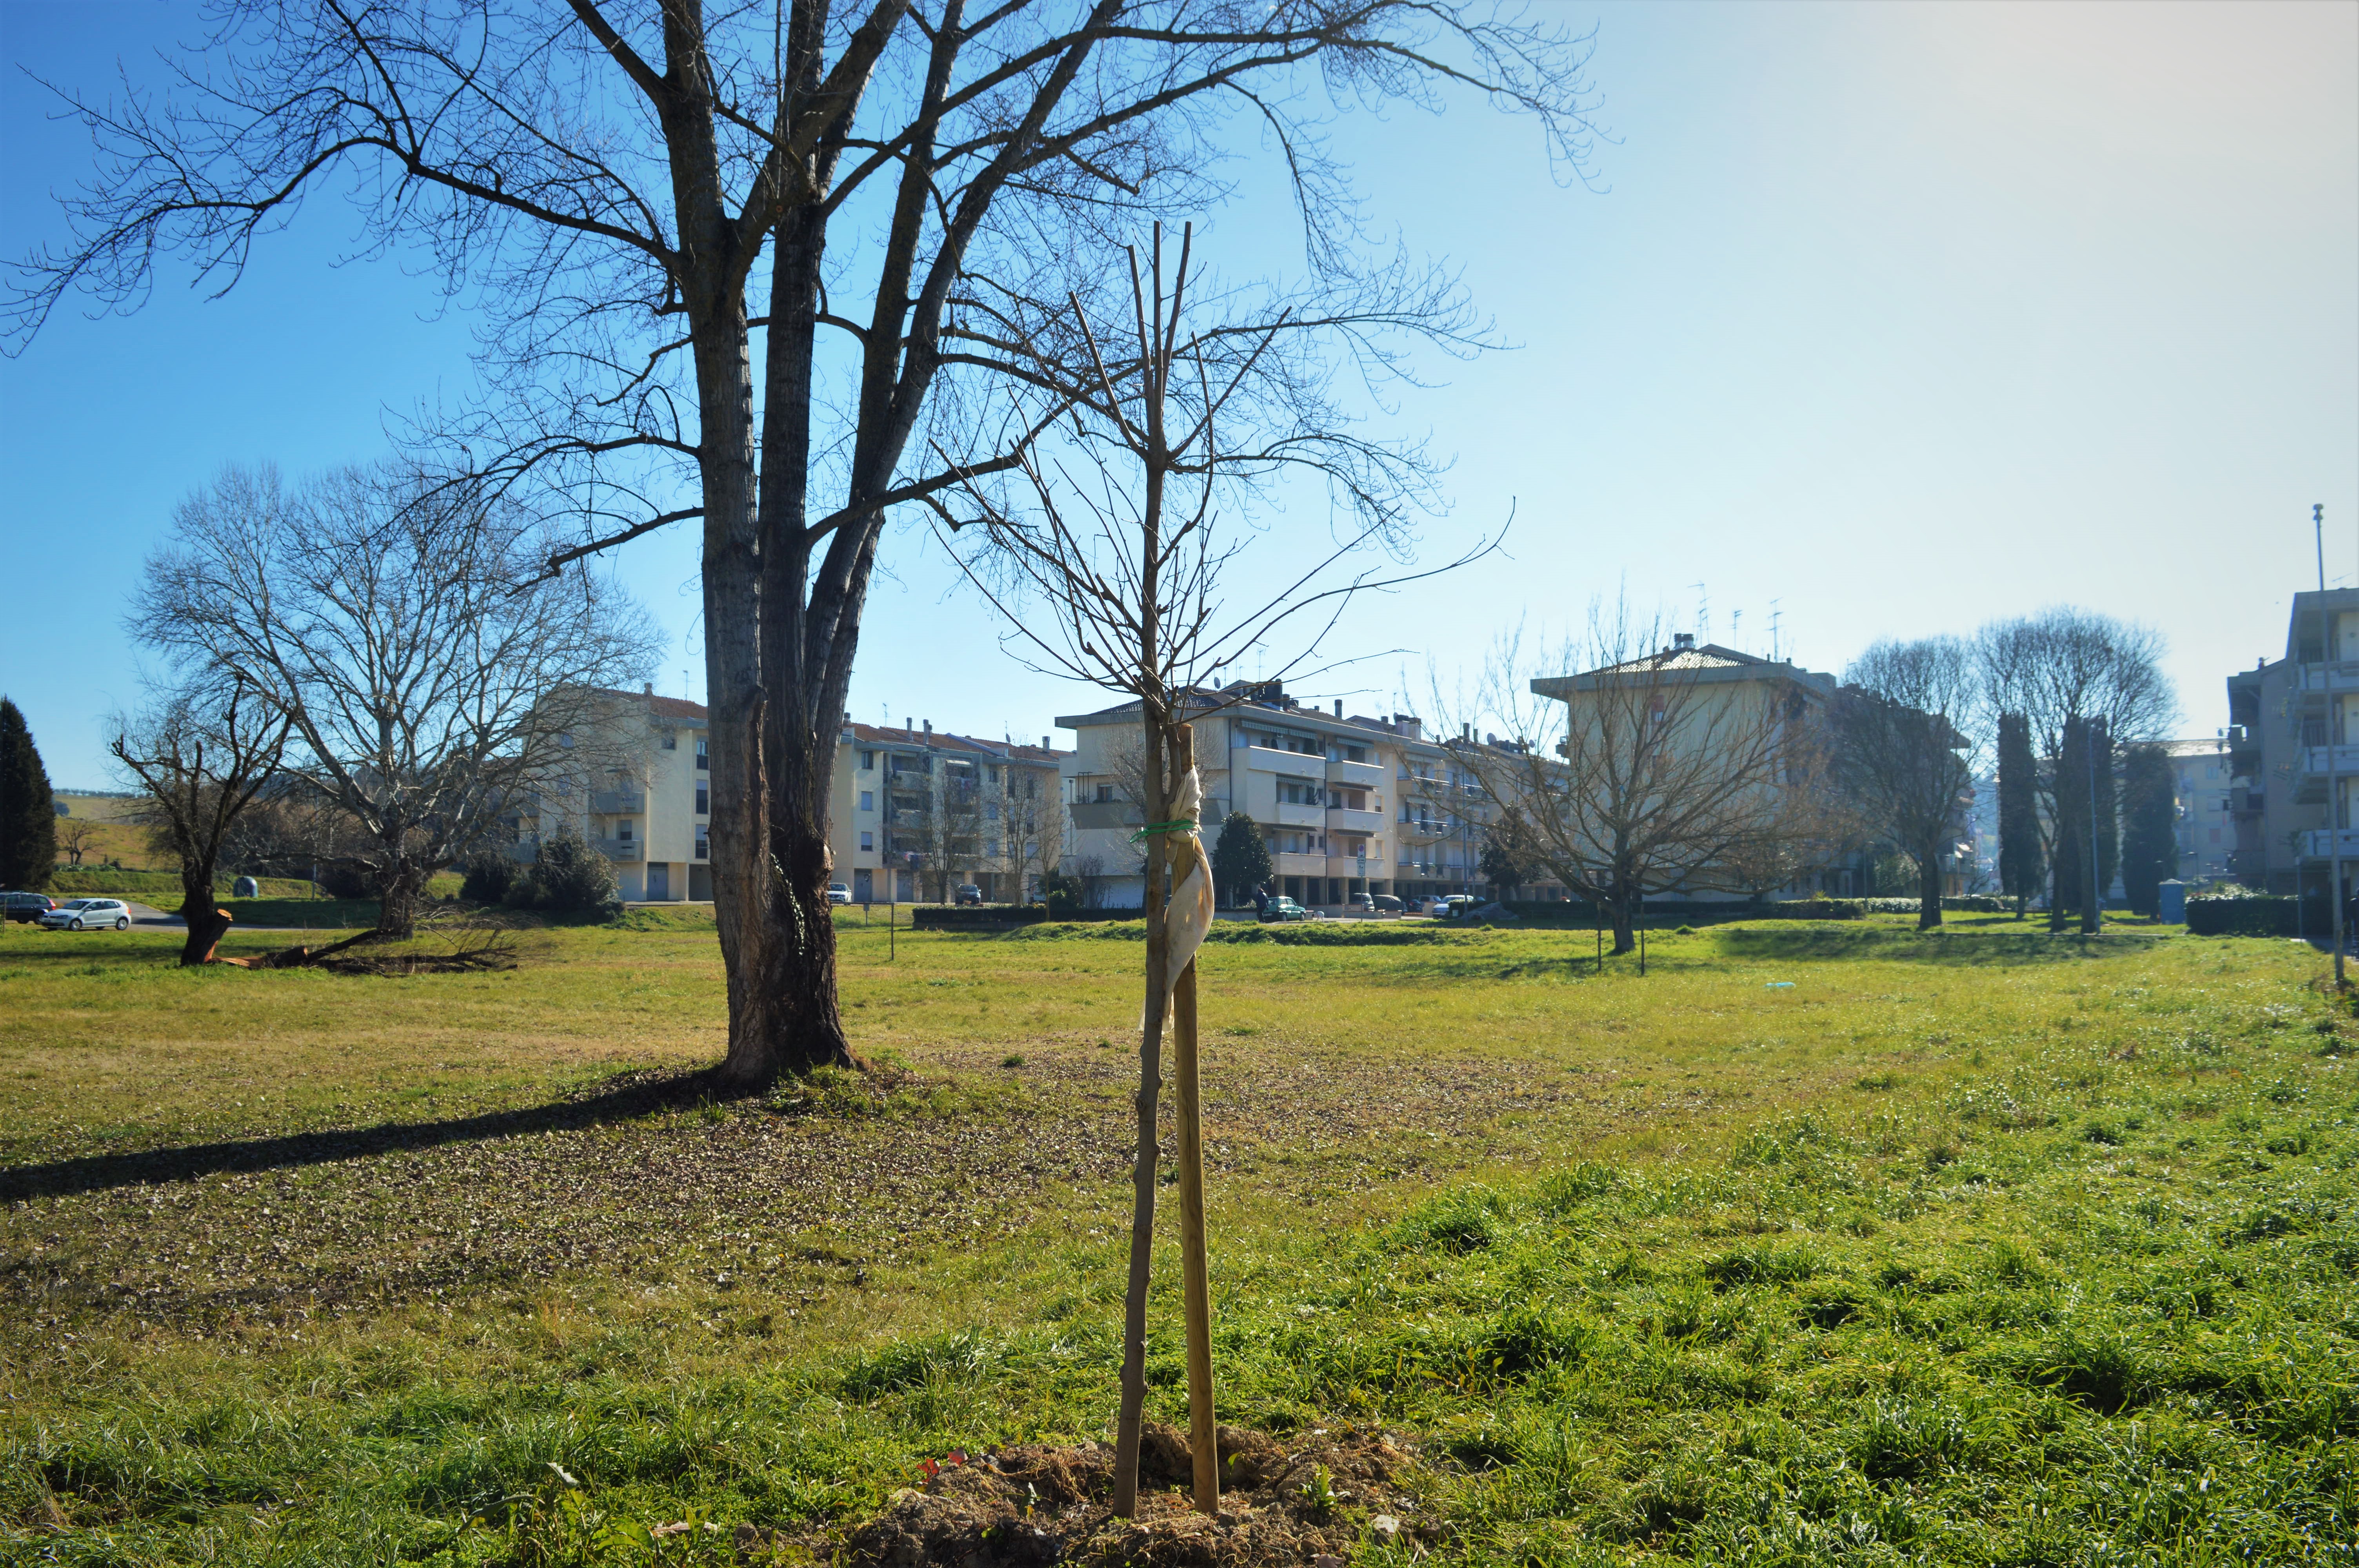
(1113, 717), (1170, 1517)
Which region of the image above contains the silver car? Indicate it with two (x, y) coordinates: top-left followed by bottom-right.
(40, 898), (132, 931)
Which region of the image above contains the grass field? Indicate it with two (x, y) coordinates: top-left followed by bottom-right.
(1, 915), (2352, 1564)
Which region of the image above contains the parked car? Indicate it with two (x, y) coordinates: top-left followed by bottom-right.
(40, 898), (131, 931)
(1346, 891), (1376, 913)
(3, 892), (56, 922)
(825, 882), (851, 905)
(1371, 893), (1402, 913)
(1259, 896), (1311, 923)
(953, 884), (985, 906)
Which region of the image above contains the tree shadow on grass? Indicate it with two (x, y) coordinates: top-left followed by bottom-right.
(1719, 926), (2175, 967)
(0, 1067), (744, 1203)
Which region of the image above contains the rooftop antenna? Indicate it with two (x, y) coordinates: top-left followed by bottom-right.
(1731, 608), (1743, 654)
(1692, 582), (1710, 644)
(2317, 503), (2327, 592)
(1768, 600), (1783, 662)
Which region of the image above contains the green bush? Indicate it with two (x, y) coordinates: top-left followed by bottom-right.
(506, 829), (621, 919)
(458, 851), (518, 905)
(2185, 895), (2331, 938)
(910, 905), (1047, 929)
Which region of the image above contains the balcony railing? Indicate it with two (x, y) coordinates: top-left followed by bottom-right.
(1324, 757), (1384, 789)
(589, 789), (645, 815)
(594, 836), (643, 862)
(2300, 745), (2359, 777)
(1327, 806), (1385, 835)
(1274, 799), (1323, 828)
(2299, 828), (2359, 859)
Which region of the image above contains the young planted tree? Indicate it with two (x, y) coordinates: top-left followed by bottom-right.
(1211, 811), (1274, 907)
(935, 226), (1480, 1515)
(1835, 638), (1977, 930)
(1444, 611), (1828, 953)
(2118, 743), (2178, 916)
(110, 677), (291, 964)
(1979, 608), (2174, 933)
(1996, 711), (2044, 919)
(12, 0), (1601, 1087)
(0, 698), (57, 891)
(133, 464), (655, 938)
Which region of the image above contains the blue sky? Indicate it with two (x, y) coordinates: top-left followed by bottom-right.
(4, 0), (2354, 787)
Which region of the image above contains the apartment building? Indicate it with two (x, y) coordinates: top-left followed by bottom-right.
(1527, 636), (1860, 900)
(2163, 737), (2235, 884)
(2224, 588), (2359, 897)
(518, 688), (1067, 903)
(830, 720), (1067, 904)
(1057, 684), (1525, 910)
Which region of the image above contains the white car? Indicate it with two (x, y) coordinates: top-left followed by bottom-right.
(826, 882), (852, 905)
(41, 898), (131, 931)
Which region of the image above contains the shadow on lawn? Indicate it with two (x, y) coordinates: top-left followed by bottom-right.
(1720, 925), (2175, 966)
(0, 1068), (737, 1203)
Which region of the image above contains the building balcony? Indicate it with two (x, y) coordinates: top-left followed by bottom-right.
(589, 789), (645, 815)
(1237, 744), (1324, 776)
(1397, 817), (1448, 840)
(594, 837), (643, 862)
(1270, 851), (1326, 877)
(1070, 800), (1142, 831)
(1325, 757), (1384, 789)
(2298, 828), (2359, 860)
(1274, 800), (1323, 828)
(2295, 662), (2359, 692)
(1327, 806), (1385, 835)
(2300, 744), (2359, 775)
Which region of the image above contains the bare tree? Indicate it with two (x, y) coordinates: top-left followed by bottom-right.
(110, 677), (291, 964)
(934, 226), (1490, 1517)
(1978, 607), (2175, 933)
(57, 818), (98, 870)
(1836, 637), (1977, 930)
(920, 753), (987, 900)
(1441, 607), (1828, 953)
(1001, 768), (1063, 901)
(132, 464), (656, 938)
(11, 0), (1601, 1088)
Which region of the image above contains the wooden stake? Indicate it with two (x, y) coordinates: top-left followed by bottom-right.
(1171, 724), (1218, 1515)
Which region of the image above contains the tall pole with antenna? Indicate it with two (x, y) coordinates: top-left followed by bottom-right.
(2318, 502), (2328, 592)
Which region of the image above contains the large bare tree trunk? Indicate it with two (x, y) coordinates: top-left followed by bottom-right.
(377, 854), (425, 939)
(1916, 833), (1944, 930)
(178, 869), (231, 966)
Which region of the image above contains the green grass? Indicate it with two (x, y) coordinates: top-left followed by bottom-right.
(0, 917), (2352, 1563)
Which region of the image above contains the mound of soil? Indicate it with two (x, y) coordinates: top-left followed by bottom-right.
(778, 1423), (1435, 1568)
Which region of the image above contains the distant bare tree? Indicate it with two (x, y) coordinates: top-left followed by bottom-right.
(111, 677), (290, 964)
(133, 463), (655, 938)
(1837, 637), (1977, 930)
(919, 756), (988, 901)
(56, 818), (98, 869)
(1441, 606), (1828, 953)
(1002, 771), (1064, 902)
(1978, 607), (2175, 933)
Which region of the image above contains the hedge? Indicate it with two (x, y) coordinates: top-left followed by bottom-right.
(909, 905), (1049, 928)
(2185, 897), (2335, 938)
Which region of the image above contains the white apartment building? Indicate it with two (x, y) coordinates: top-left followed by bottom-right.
(2164, 737), (2234, 884)
(830, 720), (1067, 904)
(518, 688), (1067, 903)
(1057, 684), (1523, 910)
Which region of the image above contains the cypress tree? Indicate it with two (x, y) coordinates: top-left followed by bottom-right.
(0, 697), (58, 891)
(2052, 715), (2086, 931)
(1210, 811), (1274, 908)
(1997, 712), (2043, 919)
(2118, 744), (2178, 916)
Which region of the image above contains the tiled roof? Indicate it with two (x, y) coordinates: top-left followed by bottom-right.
(585, 690), (1067, 758)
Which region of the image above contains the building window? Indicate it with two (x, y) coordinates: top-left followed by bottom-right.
(695, 783), (709, 814)
(1096, 783), (1114, 802)
(617, 820), (633, 841)
(661, 732), (677, 750)
(694, 828), (709, 860)
(859, 790), (874, 812)
(861, 750), (875, 770)
(860, 830), (874, 851)
(695, 738), (708, 771)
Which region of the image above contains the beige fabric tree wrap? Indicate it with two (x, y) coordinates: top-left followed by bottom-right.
(1152, 766), (1214, 1028)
